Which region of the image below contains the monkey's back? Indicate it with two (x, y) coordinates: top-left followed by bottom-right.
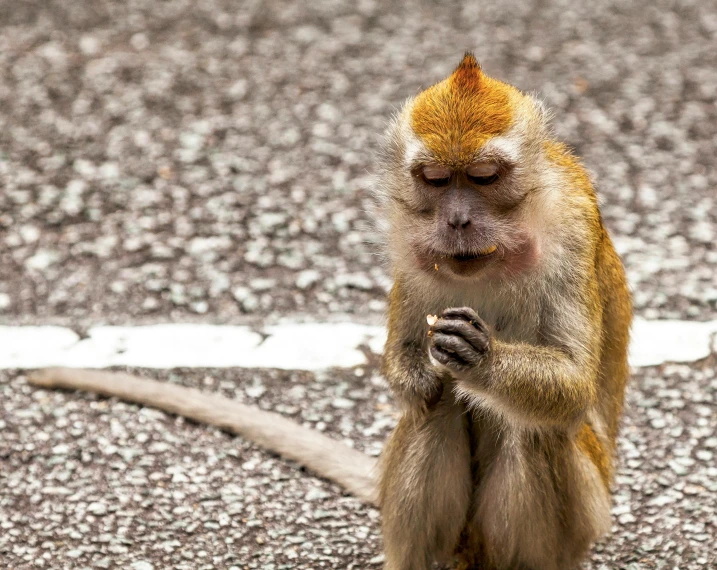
(594, 223), (633, 445)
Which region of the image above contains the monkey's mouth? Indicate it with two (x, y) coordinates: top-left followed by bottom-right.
(450, 245), (498, 262)
(421, 244), (498, 277)
(414, 243), (500, 277)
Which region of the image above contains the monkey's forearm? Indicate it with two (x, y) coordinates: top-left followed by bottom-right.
(383, 281), (446, 409)
(457, 341), (597, 426)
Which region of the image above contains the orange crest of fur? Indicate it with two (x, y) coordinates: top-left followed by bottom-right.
(411, 53), (515, 166)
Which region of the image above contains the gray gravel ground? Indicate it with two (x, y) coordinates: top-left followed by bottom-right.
(0, 0), (716, 326)
(1, 0), (717, 568)
(1, 367), (391, 569)
(2, 358), (717, 568)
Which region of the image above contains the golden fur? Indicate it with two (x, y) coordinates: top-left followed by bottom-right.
(411, 54), (515, 167)
(377, 54), (631, 570)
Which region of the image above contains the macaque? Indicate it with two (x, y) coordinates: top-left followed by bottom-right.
(376, 53), (631, 569)
(29, 53), (631, 570)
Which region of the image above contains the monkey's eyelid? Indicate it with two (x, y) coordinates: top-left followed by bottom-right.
(467, 173), (500, 186)
(421, 165), (453, 180)
(466, 162), (499, 178)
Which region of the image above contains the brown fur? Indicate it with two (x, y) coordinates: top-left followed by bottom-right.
(576, 423), (611, 488)
(29, 367), (378, 503)
(377, 54), (631, 570)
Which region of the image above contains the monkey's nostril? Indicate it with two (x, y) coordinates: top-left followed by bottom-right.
(448, 215), (471, 230)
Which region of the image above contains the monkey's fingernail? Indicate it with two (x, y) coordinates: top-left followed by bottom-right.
(426, 314), (439, 326)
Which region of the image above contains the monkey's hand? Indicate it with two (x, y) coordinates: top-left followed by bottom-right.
(428, 307), (491, 372)
(403, 370), (445, 410)
(382, 338), (447, 411)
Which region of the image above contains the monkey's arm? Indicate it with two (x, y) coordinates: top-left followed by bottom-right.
(466, 340), (596, 425)
(382, 280), (448, 410)
(430, 304), (600, 427)
(28, 368), (378, 504)
(382, 336), (447, 409)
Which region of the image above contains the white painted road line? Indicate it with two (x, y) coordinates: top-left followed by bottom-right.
(1, 318), (716, 370)
(0, 323), (385, 370)
(629, 318), (717, 367)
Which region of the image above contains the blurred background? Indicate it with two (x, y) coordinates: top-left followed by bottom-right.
(1, 0), (715, 326)
(1, 1), (716, 568)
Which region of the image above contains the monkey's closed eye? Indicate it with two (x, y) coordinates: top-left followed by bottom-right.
(421, 165), (452, 187)
(466, 162), (499, 186)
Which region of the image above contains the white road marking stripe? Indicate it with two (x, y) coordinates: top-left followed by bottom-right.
(629, 318), (717, 367)
(0, 323), (385, 370)
(0, 318), (715, 370)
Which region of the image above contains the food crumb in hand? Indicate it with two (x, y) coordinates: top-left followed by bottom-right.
(426, 314), (438, 326)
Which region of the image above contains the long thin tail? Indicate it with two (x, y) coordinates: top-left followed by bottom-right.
(28, 367), (378, 504)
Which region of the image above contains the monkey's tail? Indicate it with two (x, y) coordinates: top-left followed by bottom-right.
(28, 367), (378, 505)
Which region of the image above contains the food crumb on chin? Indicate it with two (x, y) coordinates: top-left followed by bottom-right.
(434, 263), (439, 271)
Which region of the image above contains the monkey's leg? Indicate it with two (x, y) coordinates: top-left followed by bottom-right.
(379, 398), (472, 570)
(469, 428), (611, 570)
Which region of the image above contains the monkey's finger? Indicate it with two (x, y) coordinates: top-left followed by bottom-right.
(441, 306), (479, 322)
(430, 344), (469, 369)
(440, 307), (488, 332)
(432, 332), (479, 364)
(431, 319), (489, 353)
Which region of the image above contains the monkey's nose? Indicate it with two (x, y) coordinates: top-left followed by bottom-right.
(447, 213), (471, 230)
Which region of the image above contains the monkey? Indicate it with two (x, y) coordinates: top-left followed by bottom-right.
(27, 53), (631, 570)
(375, 53), (631, 570)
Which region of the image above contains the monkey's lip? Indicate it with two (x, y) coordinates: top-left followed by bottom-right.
(448, 245), (498, 262)
(426, 245), (499, 276)
(451, 245), (497, 262)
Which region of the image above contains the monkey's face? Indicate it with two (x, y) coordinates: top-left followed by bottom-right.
(398, 158), (536, 280)
(380, 53), (547, 281)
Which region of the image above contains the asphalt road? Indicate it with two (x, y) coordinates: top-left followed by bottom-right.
(1, 0), (716, 568)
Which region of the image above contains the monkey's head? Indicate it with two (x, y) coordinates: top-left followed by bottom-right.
(378, 53), (554, 282)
